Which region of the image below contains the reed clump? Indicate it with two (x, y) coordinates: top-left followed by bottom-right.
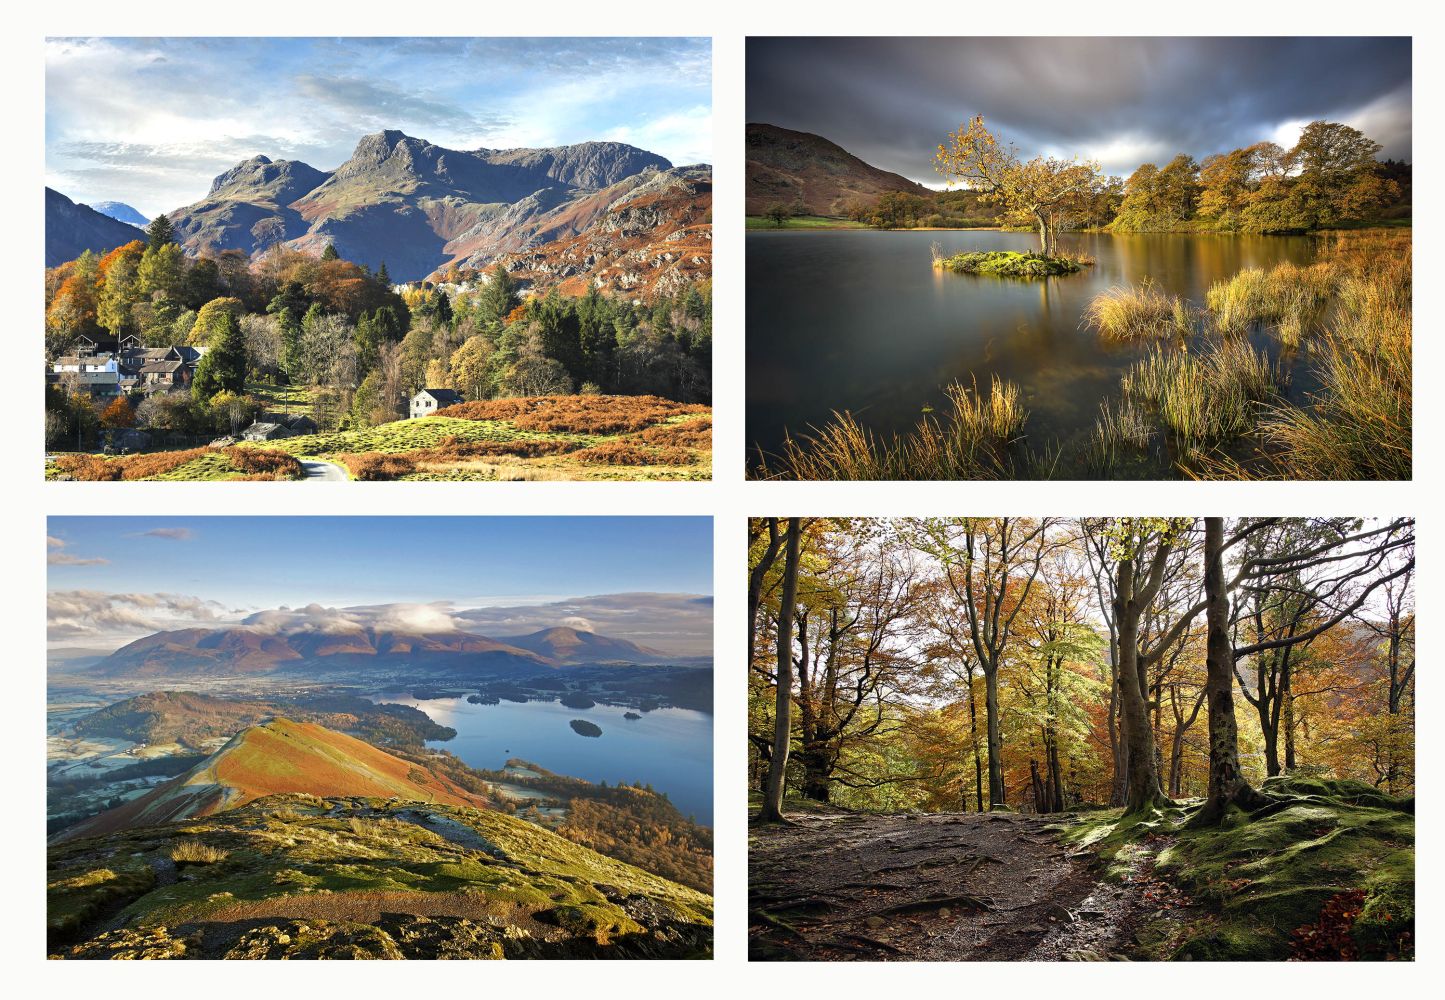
(760, 375), (1027, 480)
(1084, 279), (1195, 341)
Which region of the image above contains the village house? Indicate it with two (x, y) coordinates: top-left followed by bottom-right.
(410, 388), (463, 419)
(50, 342), (207, 398)
(240, 421), (293, 442)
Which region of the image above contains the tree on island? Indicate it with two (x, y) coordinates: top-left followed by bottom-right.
(934, 115), (1105, 256)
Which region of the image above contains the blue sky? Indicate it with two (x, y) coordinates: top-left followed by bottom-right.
(47, 516), (713, 652)
(46, 37), (713, 217)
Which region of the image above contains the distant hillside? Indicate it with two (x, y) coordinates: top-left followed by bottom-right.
(45, 188), (147, 267)
(162, 130), (688, 284)
(88, 201), (148, 227)
(59, 718), (489, 841)
(71, 690), (456, 749)
(96, 623), (550, 677)
(745, 122), (929, 216)
(499, 626), (669, 665)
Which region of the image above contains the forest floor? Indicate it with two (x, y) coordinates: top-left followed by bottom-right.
(749, 807), (1195, 961)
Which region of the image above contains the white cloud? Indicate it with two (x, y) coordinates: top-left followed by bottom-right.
(46, 536), (108, 566)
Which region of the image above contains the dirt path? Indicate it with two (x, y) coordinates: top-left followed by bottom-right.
(750, 810), (1186, 961)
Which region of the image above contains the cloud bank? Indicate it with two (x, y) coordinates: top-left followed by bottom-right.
(748, 37), (1411, 184)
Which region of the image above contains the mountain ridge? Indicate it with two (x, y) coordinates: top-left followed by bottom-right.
(56, 717), (490, 842)
(157, 129), (688, 283)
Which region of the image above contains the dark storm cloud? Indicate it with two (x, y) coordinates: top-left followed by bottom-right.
(747, 37), (1411, 183)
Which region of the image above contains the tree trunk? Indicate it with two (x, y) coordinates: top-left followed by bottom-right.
(1030, 759), (1046, 814)
(968, 672), (984, 813)
(984, 666), (1005, 808)
(1195, 517), (1265, 826)
(760, 519), (801, 823)
(1116, 559), (1167, 815)
(1283, 666), (1297, 773)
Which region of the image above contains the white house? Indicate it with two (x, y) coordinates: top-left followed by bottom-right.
(410, 388), (463, 419)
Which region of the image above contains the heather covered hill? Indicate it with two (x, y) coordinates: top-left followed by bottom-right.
(58, 718), (490, 841)
(745, 122), (928, 216)
(44, 187), (151, 267)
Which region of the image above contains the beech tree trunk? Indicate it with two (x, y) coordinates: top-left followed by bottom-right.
(1115, 557), (1167, 815)
(1195, 517), (1265, 826)
(985, 667), (1005, 808)
(760, 519), (802, 823)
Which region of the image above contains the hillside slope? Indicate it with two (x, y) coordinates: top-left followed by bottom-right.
(45, 188), (148, 267)
(58, 719), (489, 841)
(486, 164), (711, 298)
(49, 793), (711, 958)
(745, 122), (928, 216)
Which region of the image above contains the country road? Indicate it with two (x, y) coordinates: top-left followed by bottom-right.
(300, 460), (349, 481)
(749, 809), (1192, 961)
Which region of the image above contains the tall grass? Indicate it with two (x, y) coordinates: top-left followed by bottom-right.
(1207, 261), (1337, 347)
(1115, 339), (1280, 446)
(760, 376), (1027, 480)
(169, 840), (228, 864)
(1260, 231), (1411, 479)
(1084, 279), (1195, 341)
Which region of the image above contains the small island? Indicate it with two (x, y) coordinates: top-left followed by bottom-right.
(933, 249), (1092, 278)
(623, 712), (642, 721)
(559, 693), (597, 710)
(569, 719), (603, 738)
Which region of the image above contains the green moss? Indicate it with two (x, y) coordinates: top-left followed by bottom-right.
(934, 250), (1090, 278)
(47, 862), (157, 937)
(1059, 779), (1413, 960)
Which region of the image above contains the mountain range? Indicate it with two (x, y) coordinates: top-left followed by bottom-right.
(745, 122), (928, 216)
(44, 129), (711, 292)
(89, 622), (675, 677)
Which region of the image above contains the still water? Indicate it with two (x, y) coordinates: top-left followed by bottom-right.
(746, 229), (1318, 475)
(378, 693), (713, 825)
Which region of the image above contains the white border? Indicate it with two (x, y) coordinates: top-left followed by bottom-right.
(4, 2), (1438, 991)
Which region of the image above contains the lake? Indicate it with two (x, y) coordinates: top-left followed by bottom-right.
(377, 693), (713, 825)
(746, 229), (1319, 476)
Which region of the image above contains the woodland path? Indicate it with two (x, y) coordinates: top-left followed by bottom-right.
(749, 809), (1185, 961)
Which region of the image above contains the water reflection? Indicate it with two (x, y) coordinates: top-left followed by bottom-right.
(746, 229), (1317, 475)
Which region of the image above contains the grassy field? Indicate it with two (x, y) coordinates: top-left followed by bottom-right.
(745, 215), (872, 230)
(47, 395), (712, 482)
(264, 395), (712, 481)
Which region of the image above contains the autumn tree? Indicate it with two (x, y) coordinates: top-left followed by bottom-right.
(909, 517), (1058, 808)
(935, 116), (1103, 255)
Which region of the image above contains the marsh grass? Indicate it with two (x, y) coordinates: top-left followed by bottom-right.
(1259, 232), (1412, 479)
(1207, 261), (1337, 346)
(1117, 339), (1280, 446)
(761, 376), (1027, 480)
(1085, 279), (1195, 341)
